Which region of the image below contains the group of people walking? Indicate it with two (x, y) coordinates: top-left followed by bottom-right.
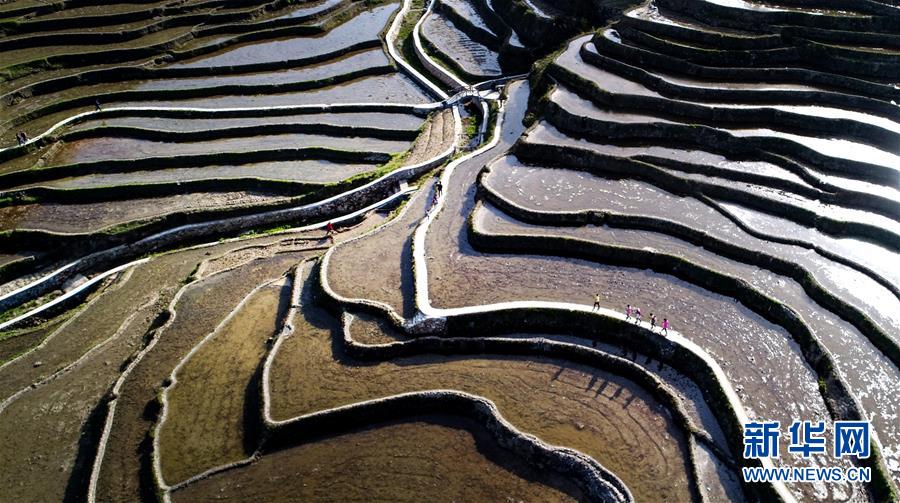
(626, 303), (669, 336)
(591, 294), (669, 336)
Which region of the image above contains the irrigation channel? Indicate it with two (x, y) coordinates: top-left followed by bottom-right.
(0, 0), (898, 502)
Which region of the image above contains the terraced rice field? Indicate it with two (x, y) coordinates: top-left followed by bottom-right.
(0, 0), (897, 501)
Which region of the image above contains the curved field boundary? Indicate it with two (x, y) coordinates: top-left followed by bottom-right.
(268, 392), (634, 502)
(434, 0), (501, 47)
(3, 62), (395, 135)
(478, 167), (900, 358)
(195, 243), (322, 280)
(84, 250), (219, 503)
(319, 180), (428, 330)
(1, 0), (268, 36)
(0, 38), (381, 115)
(4, 0), (476, 160)
(465, 0), (534, 69)
(657, 0), (896, 32)
(58, 121), (418, 144)
(467, 200), (898, 489)
(407, 78), (794, 502)
(254, 280), (635, 503)
(590, 28), (900, 104)
(514, 138), (900, 305)
(87, 237), (321, 503)
(465, 192), (898, 499)
(780, 25), (900, 51)
(0, 260), (78, 308)
(259, 262), (308, 432)
(4, 177), (319, 206)
(703, 197), (900, 301)
(385, 0), (449, 100)
(0, 147), (390, 189)
(0, 0), (349, 53)
(0, 181), (416, 326)
(151, 272), (288, 492)
(0, 278), (155, 418)
(418, 16), (503, 83)
(0, 0), (465, 319)
(0, 257), (148, 332)
(618, 28), (800, 67)
(0, 0), (361, 82)
(489, 0), (574, 49)
(413, 0), (468, 90)
(535, 107), (900, 250)
(151, 260), (308, 495)
(337, 311), (723, 500)
(196, 260), (637, 503)
(618, 11), (782, 51)
(0, 145), (390, 188)
(550, 59), (900, 190)
(0, 262), (133, 374)
(580, 31), (900, 130)
(1, 102), (431, 160)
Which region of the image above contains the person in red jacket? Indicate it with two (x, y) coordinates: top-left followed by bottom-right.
(325, 221), (335, 243)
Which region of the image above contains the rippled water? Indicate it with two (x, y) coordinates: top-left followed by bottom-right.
(422, 12), (501, 76)
(171, 3), (399, 69)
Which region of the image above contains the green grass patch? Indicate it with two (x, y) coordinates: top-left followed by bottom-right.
(0, 194), (39, 207)
(395, 0), (447, 95)
(0, 290), (62, 325)
(462, 115), (477, 142)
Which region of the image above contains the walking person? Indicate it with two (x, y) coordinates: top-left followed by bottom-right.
(17, 131), (28, 145)
(634, 307), (642, 324)
(95, 98), (102, 111)
(650, 313), (657, 331)
(592, 292), (601, 312)
(435, 179), (443, 197)
(661, 318), (669, 337)
(325, 221), (335, 243)
(625, 304), (632, 321)
(15, 131), (24, 146)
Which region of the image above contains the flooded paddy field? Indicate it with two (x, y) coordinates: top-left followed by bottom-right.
(0, 191), (290, 234)
(67, 110), (424, 135)
(170, 3), (400, 69)
(111, 73), (433, 108)
(47, 133), (410, 165)
(504, 0), (900, 491)
(4, 48), (394, 133)
(421, 11), (502, 80)
(29, 160), (377, 190)
(0, 0), (335, 94)
(1, 0), (898, 500)
(133, 49), (393, 91)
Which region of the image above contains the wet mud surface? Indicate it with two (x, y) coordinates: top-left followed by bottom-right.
(173, 415), (582, 502)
